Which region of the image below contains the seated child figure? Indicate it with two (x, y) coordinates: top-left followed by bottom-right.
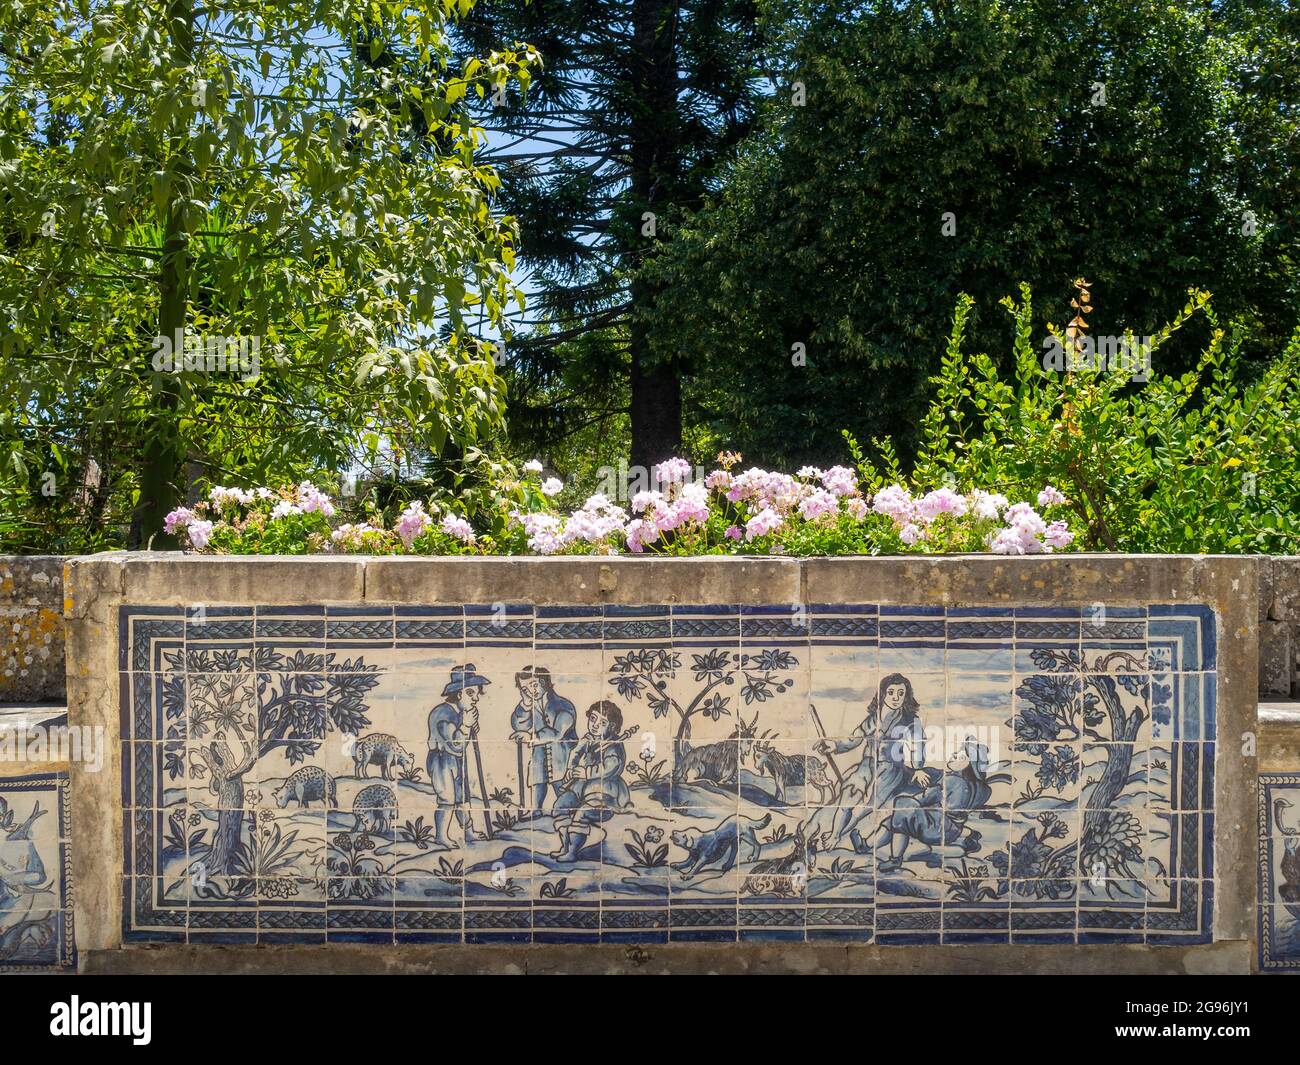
(876, 739), (993, 873)
(549, 700), (631, 862)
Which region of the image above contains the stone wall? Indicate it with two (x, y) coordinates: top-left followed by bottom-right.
(62, 552), (1257, 972)
(3, 551), (1295, 702)
(0, 556), (65, 704)
(1259, 558), (1300, 698)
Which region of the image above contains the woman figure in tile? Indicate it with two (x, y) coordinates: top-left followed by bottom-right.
(510, 666), (577, 815)
(815, 672), (931, 848)
(548, 700), (632, 862)
(876, 738), (993, 872)
(426, 664), (487, 849)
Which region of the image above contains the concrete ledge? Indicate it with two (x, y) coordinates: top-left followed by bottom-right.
(1259, 700), (1300, 773)
(80, 940), (1249, 975)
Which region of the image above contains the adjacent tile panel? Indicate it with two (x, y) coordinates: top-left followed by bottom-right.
(0, 772), (75, 970)
(120, 603), (1216, 945)
(1258, 773), (1300, 972)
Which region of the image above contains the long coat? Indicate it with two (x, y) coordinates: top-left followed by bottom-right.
(510, 690), (577, 788)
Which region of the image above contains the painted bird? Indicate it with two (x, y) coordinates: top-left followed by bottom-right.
(0, 797), (44, 841)
(1275, 798), (1300, 905)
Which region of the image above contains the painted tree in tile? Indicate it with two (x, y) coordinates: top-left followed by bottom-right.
(180, 648), (381, 875)
(608, 647), (798, 753)
(1015, 649), (1148, 892)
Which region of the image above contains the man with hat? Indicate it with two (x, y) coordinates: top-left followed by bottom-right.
(427, 664), (488, 849)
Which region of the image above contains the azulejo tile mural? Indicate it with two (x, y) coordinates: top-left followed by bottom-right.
(1258, 773), (1300, 971)
(120, 603), (1216, 945)
(0, 772), (75, 969)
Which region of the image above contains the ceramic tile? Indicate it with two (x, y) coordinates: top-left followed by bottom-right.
(1258, 774), (1300, 971)
(0, 772), (75, 969)
(119, 601), (1217, 945)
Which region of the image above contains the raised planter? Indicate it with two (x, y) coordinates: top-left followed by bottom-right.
(57, 552), (1260, 972)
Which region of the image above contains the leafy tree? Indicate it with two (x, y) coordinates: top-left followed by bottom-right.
(648, 0), (1300, 466)
(453, 0), (767, 469)
(0, 0), (535, 548)
(893, 283), (1300, 553)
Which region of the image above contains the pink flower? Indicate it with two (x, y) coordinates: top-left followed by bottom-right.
(845, 497), (869, 520)
(395, 501), (432, 548)
(518, 512), (563, 553)
(705, 469), (732, 492)
(187, 520), (214, 550)
(164, 507), (197, 534)
(971, 490), (1008, 521)
(440, 513), (475, 544)
(1004, 503), (1046, 536)
(631, 489), (665, 514)
(1037, 485), (1067, 507)
(624, 518), (660, 553)
(915, 487), (968, 524)
(653, 457), (693, 485)
(820, 465), (858, 498)
(987, 528), (1025, 555)
(744, 507), (783, 541)
(1044, 521), (1074, 550)
(673, 482), (710, 523)
(540, 478), (564, 497)
(724, 524), (743, 541)
(297, 481), (335, 517)
(799, 488), (838, 521)
(208, 486), (252, 507)
(899, 523), (923, 546)
(871, 485), (914, 524)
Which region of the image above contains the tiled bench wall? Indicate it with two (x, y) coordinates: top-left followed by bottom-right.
(59, 554), (1258, 969)
(115, 600), (1215, 945)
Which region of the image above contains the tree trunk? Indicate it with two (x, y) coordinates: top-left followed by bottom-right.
(206, 778), (246, 875)
(1081, 675), (1144, 868)
(129, 0), (193, 548)
(627, 0), (682, 471)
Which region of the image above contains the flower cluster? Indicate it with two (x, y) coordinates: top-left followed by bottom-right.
(167, 456), (1079, 558)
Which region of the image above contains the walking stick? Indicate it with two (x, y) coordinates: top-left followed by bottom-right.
(468, 727), (494, 840)
(808, 703), (845, 790)
(516, 738), (527, 810)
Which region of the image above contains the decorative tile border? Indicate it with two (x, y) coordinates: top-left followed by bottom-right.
(0, 771), (75, 970)
(119, 602), (1216, 945)
(1258, 773), (1300, 971)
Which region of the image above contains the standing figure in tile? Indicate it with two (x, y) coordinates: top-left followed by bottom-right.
(509, 666), (577, 815)
(549, 700), (632, 861)
(426, 664), (488, 849)
(814, 672), (932, 849)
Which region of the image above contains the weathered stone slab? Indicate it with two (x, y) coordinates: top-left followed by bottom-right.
(0, 556), (65, 703)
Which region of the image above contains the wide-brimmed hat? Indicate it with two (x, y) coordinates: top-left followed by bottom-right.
(443, 664), (491, 696)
